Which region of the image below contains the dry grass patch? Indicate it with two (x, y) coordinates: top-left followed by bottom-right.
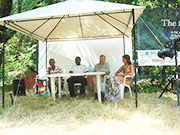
(0, 90), (180, 135)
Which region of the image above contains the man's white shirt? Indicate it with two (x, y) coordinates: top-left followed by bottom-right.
(70, 65), (88, 73)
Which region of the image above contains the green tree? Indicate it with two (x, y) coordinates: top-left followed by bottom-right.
(0, 0), (63, 84)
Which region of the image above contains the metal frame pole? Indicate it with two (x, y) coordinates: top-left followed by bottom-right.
(123, 34), (125, 55)
(37, 41), (39, 73)
(132, 9), (138, 107)
(46, 41), (47, 70)
(2, 23), (6, 108)
(174, 43), (180, 106)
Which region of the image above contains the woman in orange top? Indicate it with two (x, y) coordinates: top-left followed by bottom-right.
(115, 54), (134, 85)
(104, 54), (134, 101)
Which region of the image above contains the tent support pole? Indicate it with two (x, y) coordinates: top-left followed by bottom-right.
(46, 41), (47, 70)
(174, 42), (180, 106)
(37, 41), (39, 73)
(132, 9), (138, 108)
(123, 34), (125, 55)
(2, 23), (6, 108)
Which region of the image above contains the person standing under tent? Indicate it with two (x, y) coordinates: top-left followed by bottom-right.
(67, 56), (88, 97)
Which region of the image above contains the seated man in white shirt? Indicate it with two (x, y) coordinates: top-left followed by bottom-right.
(67, 56), (88, 97)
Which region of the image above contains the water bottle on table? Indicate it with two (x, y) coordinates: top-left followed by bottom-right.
(89, 64), (92, 72)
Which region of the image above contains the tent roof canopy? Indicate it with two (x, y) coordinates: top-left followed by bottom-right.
(0, 0), (144, 42)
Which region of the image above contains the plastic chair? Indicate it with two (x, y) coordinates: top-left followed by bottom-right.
(62, 81), (69, 96)
(34, 76), (47, 94)
(54, 77), (69, 96)
(74, 83), (82, 95)
(101, 75), (109, 93)
(50, 77), (68, 97)
(119, 75), (133, 99)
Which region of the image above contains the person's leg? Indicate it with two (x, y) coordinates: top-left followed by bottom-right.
(55, 78), (59, 95)
(48, 78), (51, 93)
(79, 77), (87, 95)
(67, 77), (75, 97)
(87, 75), (94, 88)
(86, 75), (95, 96)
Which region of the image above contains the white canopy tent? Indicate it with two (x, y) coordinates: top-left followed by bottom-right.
(0, 0), (144, 41)
(0, 0), (144, 107)
(39, 37), (132, 79)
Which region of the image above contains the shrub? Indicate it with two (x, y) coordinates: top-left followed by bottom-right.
(16, 72), (36, 88)
(132, 79), (161, 93)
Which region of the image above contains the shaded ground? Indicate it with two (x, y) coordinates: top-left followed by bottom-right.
(0, 90), (180, 135)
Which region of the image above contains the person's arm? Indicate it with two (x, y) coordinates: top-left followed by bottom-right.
(105, 63), (110, 75)
(69, 65), (73, 73)
(84, 65), (89, 73)
(48, 67), (51, 74)
(105, 72), (110, 75)
(115, 65), (124, 76)
(93, 64), (97, 72)
(48, 67), (51, 80)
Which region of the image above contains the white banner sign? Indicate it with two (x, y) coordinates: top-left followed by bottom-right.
(138, 50), (180, 66)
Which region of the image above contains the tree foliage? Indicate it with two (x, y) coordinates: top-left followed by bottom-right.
(0, 0), (63, 84)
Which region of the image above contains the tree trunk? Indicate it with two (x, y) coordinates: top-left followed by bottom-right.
(0, 0), (13, 17)
(0, 0), (13, 43)
(134, 0), (137, 5)
(177, 0), (179, 8)
(0, 0), (13, 30)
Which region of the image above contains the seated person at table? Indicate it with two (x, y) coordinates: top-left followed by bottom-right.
(115, 54), (134, 85)
(94, 55), (110, 75)
(67, 56), (88, 97)
(104, 54), (134, 101)
(87, 54), (110, 95)
(48, 58), (62, 94)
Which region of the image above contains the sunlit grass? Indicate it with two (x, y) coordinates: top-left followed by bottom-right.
(0, 88), (180, 135)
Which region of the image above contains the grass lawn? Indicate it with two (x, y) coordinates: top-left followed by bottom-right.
(0, 88), (180, 135)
